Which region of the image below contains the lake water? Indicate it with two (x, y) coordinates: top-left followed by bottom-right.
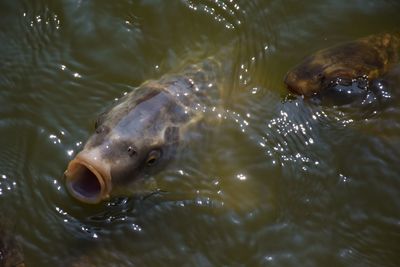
(1, 0), (400, 266)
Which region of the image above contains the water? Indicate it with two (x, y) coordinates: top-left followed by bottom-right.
(1, 0), (400, 266)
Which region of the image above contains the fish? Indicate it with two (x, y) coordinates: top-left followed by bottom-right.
(284, 32), (400, 96)
(369, 63), (400, 101)
(64, 55), (226, 204)
(375, 63), (400, 91)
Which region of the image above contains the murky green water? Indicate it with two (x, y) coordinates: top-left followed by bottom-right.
(1, 0), (400, 266)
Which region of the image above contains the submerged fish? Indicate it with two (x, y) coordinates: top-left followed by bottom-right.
(284, 32), (400, 96)
(64, 55), (225, 204)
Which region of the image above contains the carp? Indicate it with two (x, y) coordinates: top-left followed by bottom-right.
(284, 32), (400, 96)
(64, 56), (225, 204)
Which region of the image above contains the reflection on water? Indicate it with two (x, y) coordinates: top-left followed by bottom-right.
(0, 0), (400, 266)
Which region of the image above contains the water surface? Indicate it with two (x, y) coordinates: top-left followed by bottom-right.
(1, 0), (400, 266)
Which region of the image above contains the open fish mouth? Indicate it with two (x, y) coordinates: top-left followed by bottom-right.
(64, 154), (111, 204)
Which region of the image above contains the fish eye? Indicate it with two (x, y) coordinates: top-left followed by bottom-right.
(312, 73), (324, 84)
(146, 149), (161, 166)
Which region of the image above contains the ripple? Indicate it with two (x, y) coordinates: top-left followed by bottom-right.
(183, 0), (245, 30)
(0, 122), (31, 200)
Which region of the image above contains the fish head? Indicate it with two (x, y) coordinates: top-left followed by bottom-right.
(284, 57), (326, 96)
(64, 87), (186, 204)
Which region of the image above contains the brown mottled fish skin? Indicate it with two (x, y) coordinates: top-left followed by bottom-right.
(284, 32), (400, 96)
(64, 55), (224, 204)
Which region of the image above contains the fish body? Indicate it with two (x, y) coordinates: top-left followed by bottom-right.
(64, 56), (224, 204)
(284, 32), (400, 96)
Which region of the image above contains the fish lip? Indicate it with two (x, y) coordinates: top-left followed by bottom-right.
(64, 153), (111, 204)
